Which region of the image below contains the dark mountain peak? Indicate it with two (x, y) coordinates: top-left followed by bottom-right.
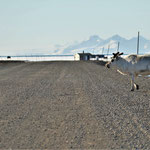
(89, 35), (102, 41)
(110, 34), (126, 41)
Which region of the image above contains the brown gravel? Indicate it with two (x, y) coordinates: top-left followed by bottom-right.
(0, 61), (150, 149)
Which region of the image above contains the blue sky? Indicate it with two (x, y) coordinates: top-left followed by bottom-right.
(0, 0), (150, 55)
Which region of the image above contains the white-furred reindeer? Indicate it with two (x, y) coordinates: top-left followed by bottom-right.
(106, 52), (150, 91)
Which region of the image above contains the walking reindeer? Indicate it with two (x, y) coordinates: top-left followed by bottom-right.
(106, 52), (150, 91)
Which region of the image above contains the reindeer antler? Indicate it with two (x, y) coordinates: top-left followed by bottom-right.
(112, 52), (123, 58)
(112, 52), (120, 58)
(119, 52), (124, 56)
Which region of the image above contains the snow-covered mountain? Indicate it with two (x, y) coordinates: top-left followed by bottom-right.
(54, 34), (150, 55)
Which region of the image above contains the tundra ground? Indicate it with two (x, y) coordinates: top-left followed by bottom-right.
(0, 61), (150, 149)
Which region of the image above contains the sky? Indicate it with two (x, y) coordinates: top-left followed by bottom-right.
(0, 0), (150, 55)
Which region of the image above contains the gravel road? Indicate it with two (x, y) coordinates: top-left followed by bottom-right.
(0, 61), (150, 149)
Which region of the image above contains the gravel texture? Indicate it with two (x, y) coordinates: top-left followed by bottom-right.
(0, 61), (150, 149)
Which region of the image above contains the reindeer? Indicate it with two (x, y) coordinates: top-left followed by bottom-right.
(106, 52), (150, 91)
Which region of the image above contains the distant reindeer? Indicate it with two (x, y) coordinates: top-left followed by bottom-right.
(106, 52), (150, 91)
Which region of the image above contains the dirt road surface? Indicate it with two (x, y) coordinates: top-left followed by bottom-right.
(0, 61), (150, 149)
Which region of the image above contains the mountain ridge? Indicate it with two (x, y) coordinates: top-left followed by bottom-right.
(53, 35), (150, 55)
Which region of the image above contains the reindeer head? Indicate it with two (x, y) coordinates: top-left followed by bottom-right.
(105, 52), (124, 68)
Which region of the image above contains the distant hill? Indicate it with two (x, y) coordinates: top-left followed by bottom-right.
(54, 35), (150, 55)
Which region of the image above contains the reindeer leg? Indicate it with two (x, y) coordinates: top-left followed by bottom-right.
(133, 74), (139, 90)
(134, 83), (139, 90)
(130, 74), (135, 91)
(136, 84), (139, 90)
